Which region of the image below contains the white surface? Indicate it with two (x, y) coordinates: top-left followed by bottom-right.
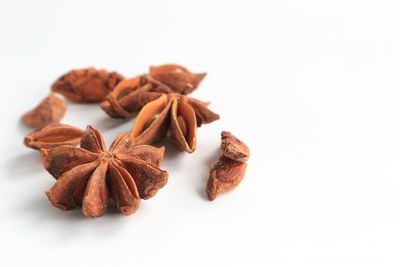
(1, 0), (400, 266)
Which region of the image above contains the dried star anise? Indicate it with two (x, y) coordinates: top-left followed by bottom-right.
(24, 123), (84, 150)
(100, 75), (174, 118)
(206, 131), (250, 200)
(129, 93), (219, 153)
(42, 126), (168, 218)
(220, 131), (250, 163)
(149, 64), (206, 94)
(52, 67), (124, 103)
(100, 64), (206, 118)
(22, 93), (67, 128)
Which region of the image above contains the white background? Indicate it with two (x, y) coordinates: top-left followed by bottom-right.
(1, 0), (400, 266)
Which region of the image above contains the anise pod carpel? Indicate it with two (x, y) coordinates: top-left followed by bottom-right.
(100, 76), (173, 118)
(130, 93), (219, 153)
(149, 64), (206, 94)
(22, 93), (67, 128)
(42, 125), (168, 218)
(206, 156), (247, 201)
(206, 131), (250, 201)
(52, 67), (124, 103)
(186, 97), (219, 127)
(220, 131), (250, 162)
(24, 123), (84, 150)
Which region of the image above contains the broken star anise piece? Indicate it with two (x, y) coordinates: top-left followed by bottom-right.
(220, 131), (250, 163)
(52, 67), (124, 103)
(24, 123), (84, 150)
(206, 131), (250, 201)
(42, 126), (168, 218)
(22, 93), (67, 128)
(149, 64), (206, 94)
(100, 64), (206, 118)
(130, 93), (219, 153)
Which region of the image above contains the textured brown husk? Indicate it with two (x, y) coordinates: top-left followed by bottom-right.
(100, 64), (207, 118)
(130, 93), (219, 153)
(43, 126), (168, 218)
(149, 64), (206, 94)
(51, 67), (124, 103)
(206, 131), (250, 200)
(24, 123), (84, 150)
(22, 93), (67, 128)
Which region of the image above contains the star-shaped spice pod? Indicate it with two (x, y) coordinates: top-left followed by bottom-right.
(129, 93), (219, 153)
(42, 126), (168, 218)
(100, 64), (206, 118)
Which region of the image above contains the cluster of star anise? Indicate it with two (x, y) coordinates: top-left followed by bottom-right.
(22, 64), (241, 219)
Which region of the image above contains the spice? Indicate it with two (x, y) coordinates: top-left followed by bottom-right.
(100, 64), (206, 118)
(130, 93), (219, 153)
(220, 131), (250, 163)
(43, 126), (168, 218)
(22, 93), (67, 128)
(24, 123), (84, 150)
(149, 64), (206, 94)
(52, 67), (124, 103)
(206, 131), (250, 200)
(100, 75), (173, 118)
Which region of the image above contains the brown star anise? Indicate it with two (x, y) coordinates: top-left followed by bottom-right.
(24, 123), (84, 150)
(42, 126), (168, 218)
(129, 93), (219, 153)
(100, 75), (173, 118)
(100, 64), (206, 118)
(149, 64), (206, 94)
(22, 93), (67, 128)
(206, 131), (250, 200)
(52, 67), (124, 103)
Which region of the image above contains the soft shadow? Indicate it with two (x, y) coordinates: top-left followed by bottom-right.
(159, 139), (186, 169)
(197, 147), (220, 200)
(24, 195), (131, 222)
(23, 194), (86, 222)
(16, 193), (133, 239)
(6, 151), (42, 177)
(14, 193), (88, 240)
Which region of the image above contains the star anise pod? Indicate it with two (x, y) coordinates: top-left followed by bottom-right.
(42, 126), (168, 218)
(24, 123), (84, 150)
(206, 131), (250, 200)
(129, 93), (219, 153)
(100, 75), (174, 118)
(100, 64), (206, 118)
(52, 67), (124, 103)
(22, 93), (67, 128)
(149, 64), (206, 94)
